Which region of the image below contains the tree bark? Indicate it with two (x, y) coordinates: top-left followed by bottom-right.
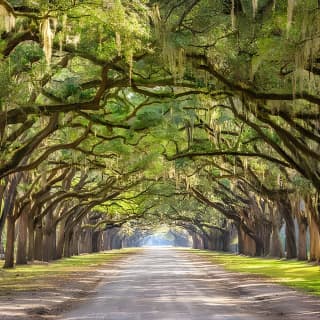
(309, 212), (320, 262)
(278, 199), (297, 259)
(92, 231), (101, 252)
(191, 231), (204, 249)
(297, 217), (308, 261)
(71, 226), (80, 256)
(0, 183), (6, 253)
(237, 225), (256, 256)
(34, 220), (43, 261)
(0, 177), (18, 237)
(27, 214), (35, 261)
(16, 207), (29, 265)
(237, 224), (244, 254)
(4, 215), (15, 268)
(104, 230), (112, 251)
(56, 218), (67, 259)
(269, 206), (284, 258)
(42, 210), (57, 261)
(222, 230), (230, 251)
(81, 229), (92, 253)
(269, 224), (284, 258)
(63, 231), (72, 258)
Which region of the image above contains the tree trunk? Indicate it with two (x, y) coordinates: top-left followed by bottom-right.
(42, 211), (57, 261)
(261, 222), (272, 256)
(16, 207), (29, 265)
(279, 199), (297, 259)
(0, 183), (6, 254)
(237, 225), (244, 254)
(254, 236), (263, 256)
(92, 231), (101, 252)
(0, 176), (19, 239)
(34, 221), (43, 261)
(71, 226), (80, 256)
(269, 224), (284, 258)
(109, 229), (117, 249)
(111, 232), (122, 249)
(81, 229), (92, 253)
(207, 229), (216, 250)
(27, 215), (35, 261)
(63, 231), (72, 258)
(104, 230), (111, 251)
(297, 217), (308, 261)
(202, 232), (209, 250)
(4, 215), (15, 268)
(43, 229), (56, 262)
(122, 237), (128, 248)
(238, 225), (256, 256)
(56, 218), (67, 259)
(269, 205), (283, 258)
(309, 213), (320, 262)
(222, 231), (230, 251)
(191, 231), (203, 249)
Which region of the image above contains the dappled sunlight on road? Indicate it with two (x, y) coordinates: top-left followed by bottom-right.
(0, 270), (119, 319)
(61, 248), (271, 320)
(1, 248), (320, 319)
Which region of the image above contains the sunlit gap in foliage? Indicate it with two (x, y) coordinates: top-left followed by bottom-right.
(141, 226), (191, 248)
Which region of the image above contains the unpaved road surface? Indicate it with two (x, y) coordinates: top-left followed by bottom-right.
(61, 248), (320, 320)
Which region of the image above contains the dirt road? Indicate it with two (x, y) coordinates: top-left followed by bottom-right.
(61, 247), (320, 320)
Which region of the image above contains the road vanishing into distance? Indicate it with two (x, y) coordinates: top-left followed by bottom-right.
(62, 247), (320, 320)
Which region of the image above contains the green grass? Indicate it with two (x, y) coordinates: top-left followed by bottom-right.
(0, 248), (139, 293)
(186, 249), (320, 295)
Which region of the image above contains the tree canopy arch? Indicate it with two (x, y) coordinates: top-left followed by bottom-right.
(0, 0), (320, 268)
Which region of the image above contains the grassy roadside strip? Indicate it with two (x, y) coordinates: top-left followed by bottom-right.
(0, 248), (140, 294)
(185, 249), (320, 295)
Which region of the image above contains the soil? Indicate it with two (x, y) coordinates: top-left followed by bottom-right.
(0, 259), (123, 320)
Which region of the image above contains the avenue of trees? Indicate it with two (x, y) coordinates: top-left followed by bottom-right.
(0, 0), (320, 268)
